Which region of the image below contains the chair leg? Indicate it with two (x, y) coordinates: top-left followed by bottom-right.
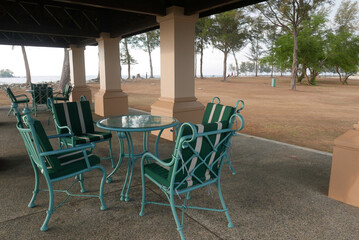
(28, 163), (40, 208)
(139, 169), (146, 216)
(41, 181), (54, 231)
(169, 194), (186, 240)
(216, 180), (233, 228)
(108, 138), (114, 168)
(78, 174), (86, 193)
(98, 167), (107, 211)
(7, 107), (13, 116)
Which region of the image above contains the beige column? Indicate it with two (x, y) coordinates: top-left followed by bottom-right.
(328, 122), (359, 207)
(68, 45), (92, 102)
(94, 33), (128, 117)
(151, 7), (204, 140)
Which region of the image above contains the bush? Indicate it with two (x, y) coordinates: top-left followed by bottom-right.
(0, 69), (14, 78)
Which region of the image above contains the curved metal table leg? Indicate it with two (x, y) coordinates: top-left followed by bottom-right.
(106, 132), (125, 183)
(120, 132), (134, 201)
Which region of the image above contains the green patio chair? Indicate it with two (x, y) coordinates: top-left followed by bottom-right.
(53, 83), (72, 103)
(48, 97), (114, 168)
(17, 108), (107, 231)
(202, 97), (245, 175)
(6, 87), (30, 116)
(139, 113), (244, 240)
(30, 83), (53, 116)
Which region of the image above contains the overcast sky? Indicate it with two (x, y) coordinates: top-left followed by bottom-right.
(0, 0), (342, 78)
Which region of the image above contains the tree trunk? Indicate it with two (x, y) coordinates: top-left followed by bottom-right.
(232, 50), (239, 77)
(223, 49), (228, 82)
(336, 66), (343, 83)
(59, 48), (70, 91)
(146, 41), (154, 78)
(200, 45), (204, 79)
(291, 30), (298, 90)
(271, 65), (273, 77)
(21, 45), (31, 86)
(124, 39), (131, 79)
(255, 60), (258, 77)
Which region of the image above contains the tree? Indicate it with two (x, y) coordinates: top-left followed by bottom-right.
(297, 13), (328, 85)
(209, 10), (248, 81)
(20, 46), (31, 86)
(261, 22), (280, 77)
(195, 18), (211, 79)
(132, 30), (160, 78)
(247, 16), (266, 77)
(256, 0), (329, 90)
(334, 0), (359, 32)
(326, 31), (359, 84)
(325, 0), (359, 84)
(121, 37), (137, 79)
(0, 69), (14, 77)
(58, 48), (70, 91)
(240, 62), (247, 75)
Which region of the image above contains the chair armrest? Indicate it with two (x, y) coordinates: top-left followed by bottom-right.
(39, 143), (96, 157)
(141, 152), (174, 167)
(52, 92), (62, 97)
(15, 94), (29, 100)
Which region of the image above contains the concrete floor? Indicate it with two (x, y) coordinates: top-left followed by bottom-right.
(0, 106), (359, 240)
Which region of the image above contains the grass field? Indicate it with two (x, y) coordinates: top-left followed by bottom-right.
(112, 76), (359, 153)
(2, 76), (358, 152)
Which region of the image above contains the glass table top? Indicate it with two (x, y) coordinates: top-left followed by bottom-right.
(97, 115), (178, 131)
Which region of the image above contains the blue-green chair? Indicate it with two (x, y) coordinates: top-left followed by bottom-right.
(48, 97), (114, 168)
(53, 83), (72, 103)
(6, 87), (30, 116)
(16, 108), (107, 231)
(139, 113), (244, 240)
(202, 97), (244, 174)
(30, 83), (53, 116)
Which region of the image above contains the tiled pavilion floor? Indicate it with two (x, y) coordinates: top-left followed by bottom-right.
(1, 106), (358, 239)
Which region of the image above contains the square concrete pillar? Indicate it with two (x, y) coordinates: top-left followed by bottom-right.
(328, 123), (359, 207)
(68, 45), (92, 102)
(95, 33), (128, 117)
(151, 7), (204, 140)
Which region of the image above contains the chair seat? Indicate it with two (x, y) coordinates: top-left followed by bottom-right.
(144, 159), (200, 190)
(145, 161), (171, 188)
(53, 96), (69, 101)
(48, 150), (100, 179)
(64, 131), (112, 145)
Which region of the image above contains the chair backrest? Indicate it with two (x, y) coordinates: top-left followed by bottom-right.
(63, 83), (72, 97)
(202, 97), (244, 124)
(6, 87), (17, 102)
(31, 84), (53, 104)
(168, 114), (243, 191)
(51, 100), (95, 135)
(17, 112), (61, 174)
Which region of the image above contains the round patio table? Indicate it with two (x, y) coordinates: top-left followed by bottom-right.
(97, 115), (178, 201)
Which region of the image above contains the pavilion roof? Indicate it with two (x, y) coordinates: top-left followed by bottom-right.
(0, 0), (265, 47)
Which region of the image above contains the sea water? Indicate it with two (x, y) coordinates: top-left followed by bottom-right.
(0, 75), (97, 85)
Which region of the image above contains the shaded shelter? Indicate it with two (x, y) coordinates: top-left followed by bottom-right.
(0, 1), (265, 138)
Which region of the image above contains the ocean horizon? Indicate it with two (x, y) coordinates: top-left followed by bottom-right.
(0, 75), (98, 85)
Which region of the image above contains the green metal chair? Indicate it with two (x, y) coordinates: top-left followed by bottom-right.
(53, 83), (72, 103)
(6, 87), (30, 116)
(139, 113), (244, 240)
(48, 97), (114, 168)
(16, 108), (107, 231)
(202, 97), (244, 175)
(30, 83), (53, 116)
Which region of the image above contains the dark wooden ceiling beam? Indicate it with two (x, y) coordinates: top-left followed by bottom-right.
(0, 23), (99, 38)
(110, 16), (158, 38)
(196, 0), (267, 17)
(50, 0), (167, 16)
(184, 0), (241, 15)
